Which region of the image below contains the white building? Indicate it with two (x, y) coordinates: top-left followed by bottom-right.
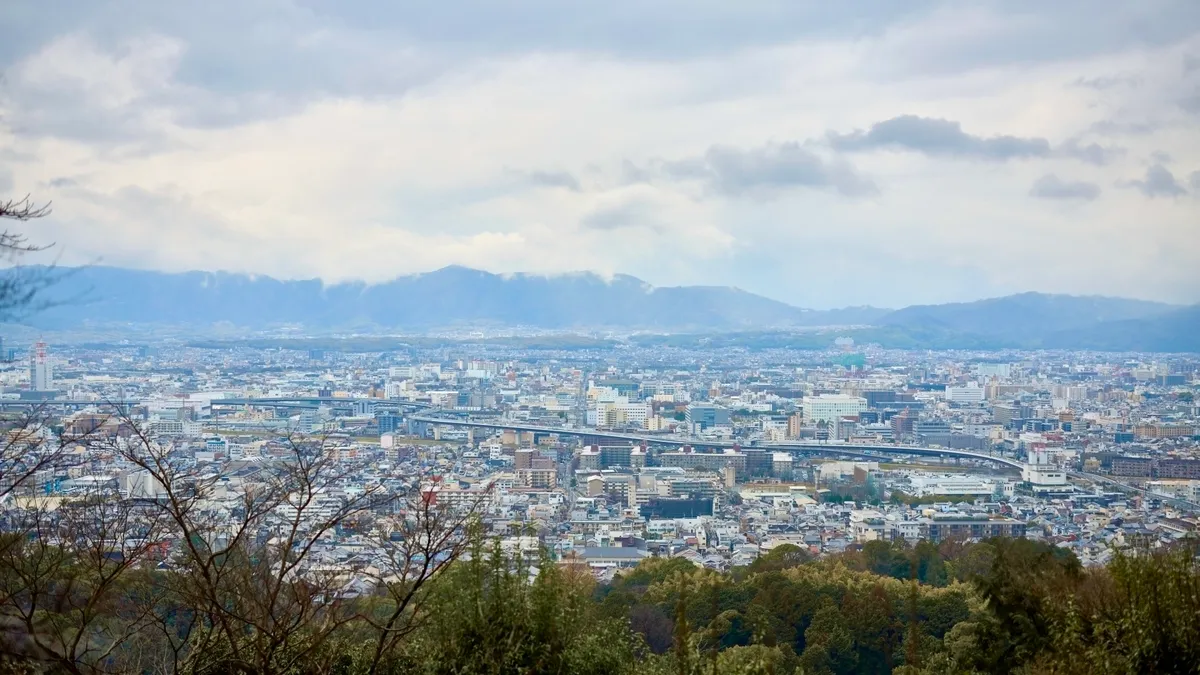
(594, 401), (651, 429)
(119, 469), (165, 499)
(1022, 464), (1067, 487)
(945, 385), (985, 405)
(907, 473), (1010, 498)
(850, 509), (887, 543)
(815, 461), (878, 483)
(975, 363), (1012, 379)
(771, 452), (794, 479)
(802, 394), (867, 423)
(28, 341), (52, 391)
(1146, 480), (1200, 502)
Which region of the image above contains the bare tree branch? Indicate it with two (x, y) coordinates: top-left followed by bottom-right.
(0, 195), (52, 225)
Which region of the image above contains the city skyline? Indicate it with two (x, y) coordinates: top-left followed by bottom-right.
(1, 1), (1199, 308)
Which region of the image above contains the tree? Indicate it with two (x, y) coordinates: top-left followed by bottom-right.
(0, 408), (487, 675)
(389, 539), (642, 675)
(745, 544), (811, 575)
(0, 486), (169, 673)
(957, 537), (1082, 673)
(1035, 546), (1200, 674)
(358, 477), (485, 674)
(0, 195), (58, 321)
(797, 603), (856, 674)
(0, 407), (99, 503)
(110, 421), (393, 675)
(0, 196), (51, 222)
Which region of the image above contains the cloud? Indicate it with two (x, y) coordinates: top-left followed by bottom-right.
(1, 0), (1199, 308)
(581, 197), (662, 232)
(1071, 74), (1141, 90)
(1190, 171), (1200, 191)
(0, 34), (187, 144)
(6, 0), (1197, 81)
(661, 142), (877, 198)
(1120, 164), (1188, 198)
(522, 170), (581, 191)
(575, 187), (732, 257)
(1180, 87), (1200, 114)
(1089, 120), (1160, 136)
(829, 115), (1124, 166)
(0, 170), (12, 194)
(1058, 138), (1122, 165)
(828, 115), (1052, 161)
(1030, 174), (1100, 201)
(619, 159), (652, 184)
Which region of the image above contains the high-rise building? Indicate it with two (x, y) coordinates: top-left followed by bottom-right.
(802, 394), (867, 423)
(743, 448), (772, 476)
(685, 404), (731, 431)
(515, 448), (535, 470)
(29, 340), (52, 391)
(377, 414), (401, 435)
(786, 412), (803, 439)
(862, 390), (898, 408)
(891, 412), (915, 439)
(992, 402), (1033, 428)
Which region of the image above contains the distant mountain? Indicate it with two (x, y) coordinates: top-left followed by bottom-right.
(877, 292), (1179, 344)
(22, 265), (889, 331)
(12, 268), (1196, 351)
(1042, 304), (1200, 352)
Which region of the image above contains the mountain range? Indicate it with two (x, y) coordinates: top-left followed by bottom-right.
(25, 265), (888, 331)
(13, 265), (1199, 352)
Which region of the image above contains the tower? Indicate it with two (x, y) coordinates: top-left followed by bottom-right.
(29, 340), (52, 391)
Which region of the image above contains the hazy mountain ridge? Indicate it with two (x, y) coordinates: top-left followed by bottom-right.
(1041, 305), (1200, 352)
(877, 292), (1179, 340)
(26, 265), (889, 331)
(17, 266), (1197, 351)
(874, 292), (1196, 352)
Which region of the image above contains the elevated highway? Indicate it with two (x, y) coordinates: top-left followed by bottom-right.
(211, 397), (432, 411)
(407, 413), (1025, 472)
(0, 396), (432, 412)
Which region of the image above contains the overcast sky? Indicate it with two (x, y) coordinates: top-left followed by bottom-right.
(2, 1), (1199, 309)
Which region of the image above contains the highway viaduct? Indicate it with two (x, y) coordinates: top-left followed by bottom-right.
(407, 413), (1026, 472)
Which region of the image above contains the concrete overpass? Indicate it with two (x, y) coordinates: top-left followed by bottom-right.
(407, 413), (1025, 472)
(0, 397), (432, 413)
(0, 399), (141, 411)
(211, 397), (432, 409)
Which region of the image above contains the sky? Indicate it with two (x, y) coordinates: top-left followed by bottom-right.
(1, 1), (1199, 309)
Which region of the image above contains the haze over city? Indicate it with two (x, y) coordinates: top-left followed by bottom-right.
(2, 0), (1199, 308)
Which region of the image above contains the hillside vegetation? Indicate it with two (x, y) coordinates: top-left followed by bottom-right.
(1, 531), (1197, 674)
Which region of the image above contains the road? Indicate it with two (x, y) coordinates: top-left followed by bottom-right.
(407, 413), (1026, 472)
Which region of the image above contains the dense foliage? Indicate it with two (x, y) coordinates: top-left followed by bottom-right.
(0, 534), (1197, 674)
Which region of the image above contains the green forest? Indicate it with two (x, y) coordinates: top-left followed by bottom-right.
(2, 532), (1198, 675)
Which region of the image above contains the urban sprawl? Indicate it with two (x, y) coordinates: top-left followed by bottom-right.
(4, 338), (1199, 579)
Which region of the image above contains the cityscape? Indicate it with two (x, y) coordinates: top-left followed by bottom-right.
(4, 336), (1197, 576)
(2, 0), (1199, 671)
